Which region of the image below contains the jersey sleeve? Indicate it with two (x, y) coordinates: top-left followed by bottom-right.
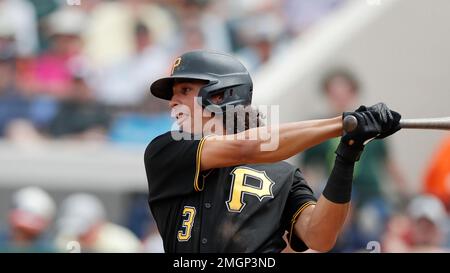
(282, 169), (317, 252)
(144, 131), (209, 203)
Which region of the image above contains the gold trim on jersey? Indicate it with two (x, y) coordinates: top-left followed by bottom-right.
(194, 135), (210, 192)
(288, 201), (317, 247)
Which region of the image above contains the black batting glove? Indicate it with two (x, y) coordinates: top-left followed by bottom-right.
(355, 102), (401, 139)
(336, 111), (382, 162)
(337, 103), (402, 162)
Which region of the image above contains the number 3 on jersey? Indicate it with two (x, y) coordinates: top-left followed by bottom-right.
(177, 206), (196, 241)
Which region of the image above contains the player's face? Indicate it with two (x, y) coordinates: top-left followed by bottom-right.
(170, 81), (210, 134)
(325, 76), (358, 113)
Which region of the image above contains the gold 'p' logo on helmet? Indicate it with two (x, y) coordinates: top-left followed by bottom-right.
(171, 57), (181, 75)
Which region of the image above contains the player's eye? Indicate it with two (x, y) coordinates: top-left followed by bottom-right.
(181, 87), (191, 95)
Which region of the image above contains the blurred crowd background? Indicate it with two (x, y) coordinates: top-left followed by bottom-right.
(0, 0), (449, 253)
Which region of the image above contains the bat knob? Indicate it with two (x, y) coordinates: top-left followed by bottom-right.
(343, 115), (358, 133)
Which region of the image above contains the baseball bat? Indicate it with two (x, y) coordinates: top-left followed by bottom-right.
(343, 115), (450, 133)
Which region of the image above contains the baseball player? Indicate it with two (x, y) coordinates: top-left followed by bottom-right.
(144, 50), (401, 253)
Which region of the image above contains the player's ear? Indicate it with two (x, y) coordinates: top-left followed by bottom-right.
(210, 91), (225, 104)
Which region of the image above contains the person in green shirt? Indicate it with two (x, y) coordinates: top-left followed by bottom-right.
(303, 134), (390, 208)
(301, 69), (407, 251)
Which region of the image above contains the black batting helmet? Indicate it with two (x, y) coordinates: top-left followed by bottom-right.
(150, 50), (253, 112)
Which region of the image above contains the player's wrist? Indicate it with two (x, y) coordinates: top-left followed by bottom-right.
(322, 154), (355, 204)
(335, 141), (364, 162)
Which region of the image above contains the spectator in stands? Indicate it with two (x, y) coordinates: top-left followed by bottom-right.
(82, 0), (176, 69)
(382, 195), (449, 252)
(31, 7), (86, 98)
(47, 71), (111, 140)
(407, 195), (449, 252)
(235, 12), (284, 72)
(0, 34), (44, 142)
(94, 21), (170, 107)
(379, 212), (411, 252)
(0, 39), (30, 137)
(178, 19), (207, 54)
(122, 0), (178, 49)
(423, 135), (450, 211)
(0, 187), (56, 252)
(173, 0), (231, 52)
(95, 21), (172, 144)
(0, 0), (39, 56)
(54, 193), (141, 253)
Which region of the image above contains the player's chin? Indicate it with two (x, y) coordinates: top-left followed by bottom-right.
(178, 119), (194, 133)
(175, 114), (188, 125)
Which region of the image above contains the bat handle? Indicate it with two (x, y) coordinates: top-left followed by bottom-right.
(342, 115), (359, 146)
(343, 115), (358, 133)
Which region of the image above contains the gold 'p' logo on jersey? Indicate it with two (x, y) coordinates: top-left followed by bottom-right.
(171, 57), (181, 75)
(226, 167), (275, 213)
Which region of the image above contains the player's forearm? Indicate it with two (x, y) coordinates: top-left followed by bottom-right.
(295, 153), (354, 252)
(201, 116), (342, 170)
(241, 116), (342, 164)
(297, 197), (350, 252)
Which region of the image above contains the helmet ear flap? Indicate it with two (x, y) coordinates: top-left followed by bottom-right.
(198, 81), (223, 114)
(200, 84), (252, 113)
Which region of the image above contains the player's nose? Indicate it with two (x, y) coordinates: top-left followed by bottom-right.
(169, 95), (179, 109)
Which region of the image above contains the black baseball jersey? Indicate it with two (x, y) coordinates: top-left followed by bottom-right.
(144, 131), (317, 253)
